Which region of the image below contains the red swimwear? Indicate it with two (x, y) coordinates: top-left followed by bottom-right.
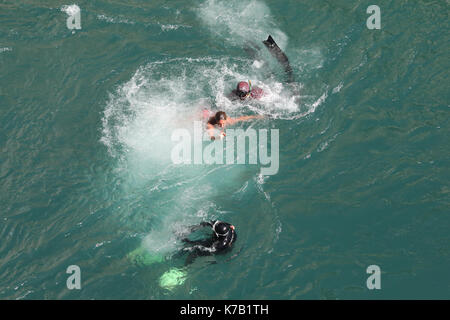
(229, 87), (265, 101)
(250, 87), (264, 99)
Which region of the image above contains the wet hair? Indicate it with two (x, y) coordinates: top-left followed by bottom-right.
(215, 111), (227, 122)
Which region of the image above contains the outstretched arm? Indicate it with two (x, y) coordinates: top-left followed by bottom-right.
(186, 221), (213, 233)
(181, 221), (214, 244)
(227, 115), (264, 125)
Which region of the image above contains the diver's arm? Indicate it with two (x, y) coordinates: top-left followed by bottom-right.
(201, 221), (214, 227)
(182, 235), (216, 251)
(185, 221), (213, 234)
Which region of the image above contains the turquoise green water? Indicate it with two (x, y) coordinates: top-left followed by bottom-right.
(1, 0), (449, 299)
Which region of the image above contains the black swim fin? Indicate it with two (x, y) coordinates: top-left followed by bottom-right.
(263, 35), (294, 83)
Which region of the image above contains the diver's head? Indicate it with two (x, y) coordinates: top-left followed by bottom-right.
(215, 111), (227, 128)
(213, 221), (234, 237)
(236, 81), (250, 100)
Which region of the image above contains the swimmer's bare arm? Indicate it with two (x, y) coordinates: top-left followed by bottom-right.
(207, 115), (263, 140)
(226, 115), (264, 125)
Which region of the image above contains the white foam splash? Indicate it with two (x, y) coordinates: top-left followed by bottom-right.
(310, 91), (328, 113)
(197, 0), (288, 49)
(97, 14), (135, 25)
(60, 4), (80, 16)
(101, 56), (305, 161)
(332, 82), (343, 94)
(160, 24), (192, 32)
(100, 0), (327, 255)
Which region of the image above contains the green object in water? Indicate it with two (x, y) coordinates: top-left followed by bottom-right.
(128, 246), (164, 266)
(159, 268), (187, 290)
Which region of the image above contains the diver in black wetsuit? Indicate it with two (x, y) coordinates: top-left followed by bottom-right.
(181, 220), (237, 266)
(229, 35), (295, 101)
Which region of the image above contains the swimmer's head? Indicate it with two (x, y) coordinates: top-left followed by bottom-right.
(236, 81), (250, 100)
(215, 111), (227, 128)
(213, 221), (232, 237)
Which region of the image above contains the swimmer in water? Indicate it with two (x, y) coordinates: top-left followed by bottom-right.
(206, 111), (263, 140)
(229, 80), (265, 101)
(180, 220), (237, 266)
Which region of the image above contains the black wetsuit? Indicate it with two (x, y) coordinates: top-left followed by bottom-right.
(181, 220), (237, 266)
